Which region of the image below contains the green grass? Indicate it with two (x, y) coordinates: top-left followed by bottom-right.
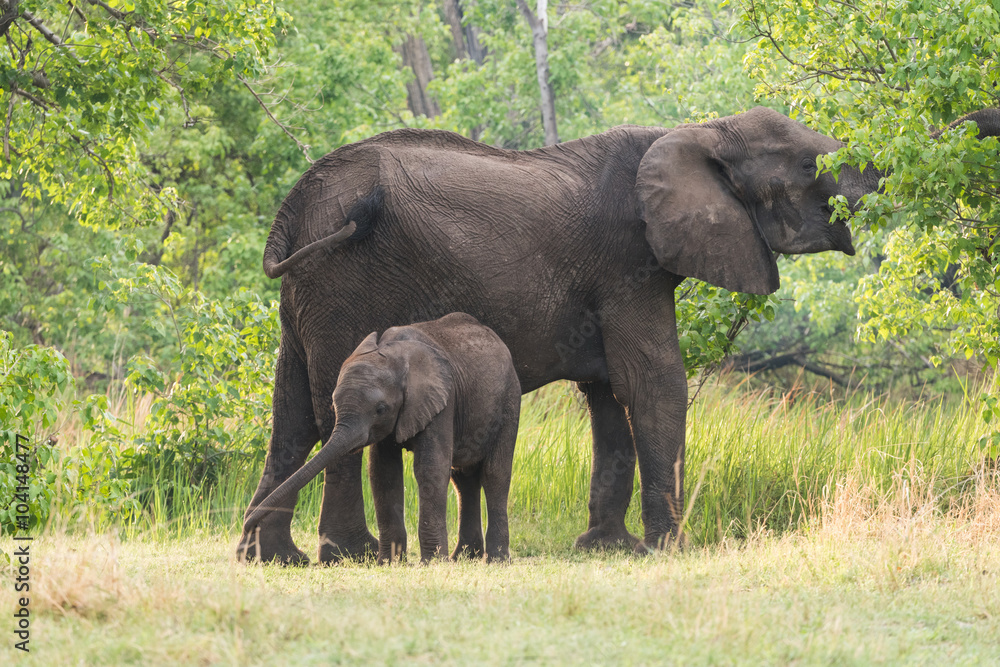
(102, 381), (991, 555)
(5, 381), (999, 664)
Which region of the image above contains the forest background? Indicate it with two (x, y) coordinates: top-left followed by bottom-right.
(1, 0), (998, 546)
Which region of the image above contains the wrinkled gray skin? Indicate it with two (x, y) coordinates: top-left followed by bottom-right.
(243, 313), (520, 563)
(239, 106), (885, 565)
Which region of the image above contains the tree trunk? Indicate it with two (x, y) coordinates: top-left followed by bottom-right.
(398, 35), (440, 118)
(516, 0), (559, 146)
(442, 0), (486, 65)
(1, 0), (19, 40)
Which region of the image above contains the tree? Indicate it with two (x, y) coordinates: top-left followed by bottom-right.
(443, 0), (486, 65)
(0, 0), (294, 228)
(399, 34), (441, 118)
(516, 0), (558, 145)
(739, 0), (999, 369)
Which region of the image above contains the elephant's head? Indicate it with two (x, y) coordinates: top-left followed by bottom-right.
(328, 331), (454, 447)
(242, 331), (453, 534)
(636, 106), (879, 294)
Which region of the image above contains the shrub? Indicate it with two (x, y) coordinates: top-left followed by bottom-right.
(0, 332), (135, 534)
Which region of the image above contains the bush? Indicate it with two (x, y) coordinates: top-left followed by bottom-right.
(109, 278), (279, 501)
(0, 332), (135, 534)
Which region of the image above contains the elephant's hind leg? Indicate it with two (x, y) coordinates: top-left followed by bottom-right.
(451, 467), (485, 560)
(573, 381), (641, 551)
(481, 394), (519, 562)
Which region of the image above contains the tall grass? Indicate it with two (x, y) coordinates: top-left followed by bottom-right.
(49, 380), (994, 554)
(683, 382), (986, 544)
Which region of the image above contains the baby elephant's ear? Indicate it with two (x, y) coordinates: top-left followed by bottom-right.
(396, 341), (453, 443)
(353, 332), (379, 356)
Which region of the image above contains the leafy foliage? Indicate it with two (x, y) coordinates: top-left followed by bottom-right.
(96, 259), (278, 494)
(677, 282), (777, 377)
(1, 0), (289, 227)
(433, 0), (758, 146)
(0, 331), (134, 534)
(740, 0), (1000, 364)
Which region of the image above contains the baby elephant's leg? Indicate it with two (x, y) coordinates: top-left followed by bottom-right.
(369, 441), (407, 564)
(412, 433), (453, 562)
(482, 408), (519, 562)
(451, 466), (485, 560)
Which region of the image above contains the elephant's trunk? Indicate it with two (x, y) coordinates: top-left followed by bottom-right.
(839, 162), (885, 211)
(243, 423), (368, 533)
(836, 107), (998, 212)
(931, 108), (1000, 140)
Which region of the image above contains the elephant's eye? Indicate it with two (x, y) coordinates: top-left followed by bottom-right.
(802, 157), (818, 175)
(376, 402), (389, 416)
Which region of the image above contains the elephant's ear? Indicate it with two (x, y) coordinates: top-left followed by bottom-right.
(396, 341), (453, 443)
(636, 127), (780, 295)
(353, 332), (379, 356)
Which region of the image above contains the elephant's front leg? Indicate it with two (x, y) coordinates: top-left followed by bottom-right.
(574, 381), (640, 551)
(604, 283), (687, 550)
(238, 343), (317, 565)
(411, 414), (455, 562)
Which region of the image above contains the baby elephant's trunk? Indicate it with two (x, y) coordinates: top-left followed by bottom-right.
(243, 424), (366, 534)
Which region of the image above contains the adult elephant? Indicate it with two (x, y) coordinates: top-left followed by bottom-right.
(239, 106), (874, 564)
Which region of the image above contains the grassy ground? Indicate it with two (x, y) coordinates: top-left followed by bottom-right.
(5, 503), (999, 665)
(3, 382), (1000, 664)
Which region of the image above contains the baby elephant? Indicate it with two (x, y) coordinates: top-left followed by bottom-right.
(243, 313), (520, 563)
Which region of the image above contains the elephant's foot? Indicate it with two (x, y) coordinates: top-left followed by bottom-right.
(236, 530), (310, 566)
(451, 539), (485, 561)
(377, 536), (408, 565)
(484, 546), (510, 564)
(318, 531), (380, 564)
(574, 525), (641, 551)
(633, 532), (687, 555)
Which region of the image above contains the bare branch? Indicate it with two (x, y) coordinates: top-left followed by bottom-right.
(69, 134), (115, 200)
(66, 2), (87, 22)
(238, 75), (313, 163)
(3, 89), (13, 161)
(22, 10), (68, 49)
(86, 0), (126, 21)
(158, 73), (195, 127)
(11, 86), (49, 109)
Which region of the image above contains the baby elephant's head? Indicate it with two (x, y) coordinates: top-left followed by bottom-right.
(334, 332), (453, 447)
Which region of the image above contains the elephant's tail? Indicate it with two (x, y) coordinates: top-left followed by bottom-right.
(263, 221), (358, 279)
(262, 185), (385, 279)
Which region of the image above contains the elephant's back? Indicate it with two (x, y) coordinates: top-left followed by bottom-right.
(394, 313), (517, 391)
(401, 314), (519, 467)
(402, 313), (518, 401)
